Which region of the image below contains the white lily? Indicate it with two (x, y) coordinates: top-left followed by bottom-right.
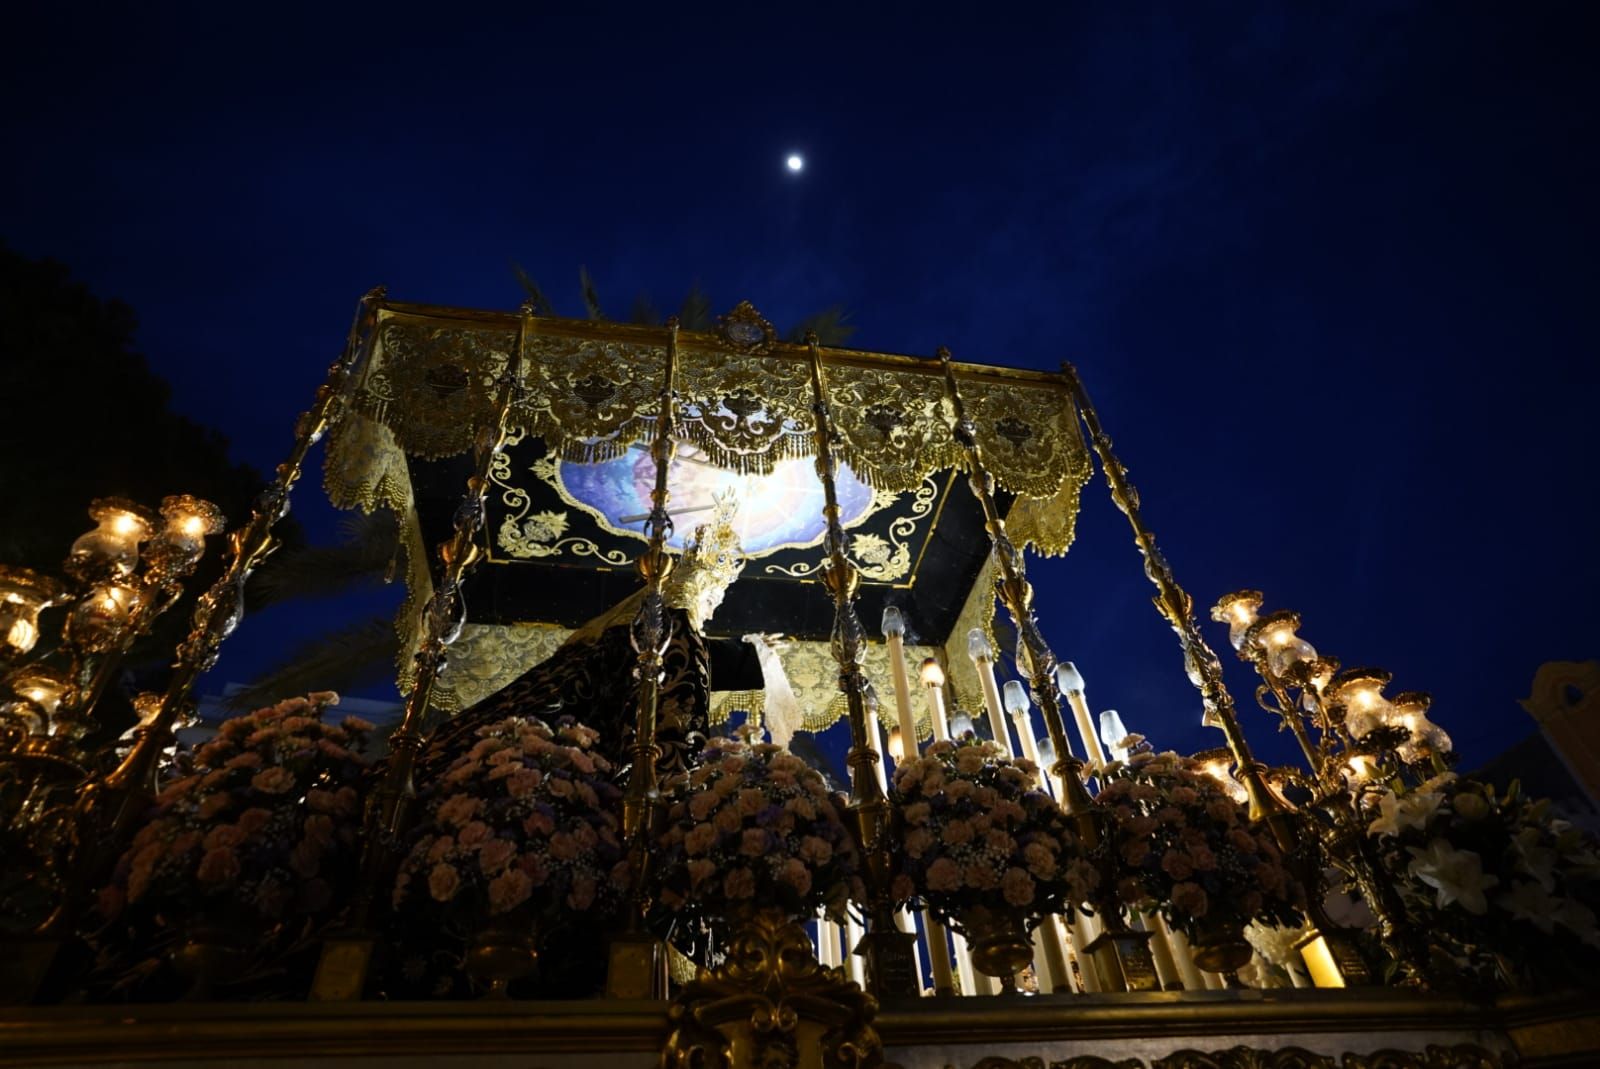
(1368, 788), (1443, 838)
(1406, 837), (1499, 915)
(1495, 880), (1558, 933)
(1513, 827), (1559, 892)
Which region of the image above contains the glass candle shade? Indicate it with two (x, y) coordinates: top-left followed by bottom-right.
(1054, 661), (1085, 695)
(66, 498), (155, 582)
(65, 582), (141, 654)
(880, 604), (905, 638)
(3, 665), (71, 735)
(1001, 679), (1029, 718)
(145, 495), (224, 576)
(1212, 590), (1264, 650)
(0, 566), (66, 658)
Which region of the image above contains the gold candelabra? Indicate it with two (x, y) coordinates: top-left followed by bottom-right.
(806, 334), (918, 997)
(605, 317), (680, 1000)
(1211, 589), (1449, 986)
(938, 348), (1159, 992)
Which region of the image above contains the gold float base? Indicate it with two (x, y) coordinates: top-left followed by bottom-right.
(0, 990), (1594, 1068)
(603, 932), (668, 1001)
(310, 935), (377, 1002)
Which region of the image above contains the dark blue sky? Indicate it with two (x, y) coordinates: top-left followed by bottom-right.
(4, 3), (1595, 769)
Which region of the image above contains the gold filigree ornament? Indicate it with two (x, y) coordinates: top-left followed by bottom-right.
(828, 364), (960, 493)
(677, 341), (815, 474)
(359, 315), (517, 459)
(520, 333), (664, 463)
(488, 427), (631, 565)
(661, 907), (883, 1069)
(716, 300), (779, 355)
(764, 478), (936, 583)
(959, 377), (1092, 499)
(953, 1045), (1508, 1069)
(663, 489), (747, 630)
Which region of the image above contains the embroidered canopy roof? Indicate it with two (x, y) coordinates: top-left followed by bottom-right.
(323, 299), (1091, 722)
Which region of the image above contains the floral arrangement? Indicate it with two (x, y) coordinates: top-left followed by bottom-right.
(652, 736), (862, 926)
(890, 736), (1093, 931)
(1089, 752), (1303, 943)
(1361, 773), (1600, 987)
(96, 693), (372, 968)
(393, 715), (627, 928)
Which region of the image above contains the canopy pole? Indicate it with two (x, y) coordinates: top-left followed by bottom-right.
(52, 286), (387, 940)
(1057, 361), (1389, 988)
(804, 334), (917, 998)
(938, 348), (1158, 992)
(606, 318), (681, 999)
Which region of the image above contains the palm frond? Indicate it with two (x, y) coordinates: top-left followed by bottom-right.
(678, 282), (713, 332)
(248, 511), (398, 607)
(225, 616), (399, 712)
(578, 266), (607, 321)
(628, 293), (661, 325)
(511, 262), (558, 317)
(786, 306), (857, 347)
(787, 731), (846, 792)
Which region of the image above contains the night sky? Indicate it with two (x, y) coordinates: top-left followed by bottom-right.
(4, 4), (1595, 771)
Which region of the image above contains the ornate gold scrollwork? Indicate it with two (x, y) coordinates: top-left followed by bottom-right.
(359, 318), (517, 459)
(662, 908), (883, 1069)
(764, 479), (935, 583)
(828, 365), (959, 493)
(676, 341), (815, 474)
(960, 378), (1091, 499)
(487, 427), (631, 565)
(951, 1045), (1507, 1069)
(522, 334), (663, 463)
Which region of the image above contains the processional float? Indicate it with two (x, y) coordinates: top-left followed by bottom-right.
(0, 290), (1586, 1069)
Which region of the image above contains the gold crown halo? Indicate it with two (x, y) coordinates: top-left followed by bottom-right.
(664, 489), (745, 614)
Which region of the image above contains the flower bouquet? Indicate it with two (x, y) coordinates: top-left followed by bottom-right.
(392, 715), (627, 995)
(652, 736), (863, 933)
(94, 692), (372, 997)
(1090, 752), (1303, 971)
(1361, 773), (1600, 988)
(891, 736), (1093, 980)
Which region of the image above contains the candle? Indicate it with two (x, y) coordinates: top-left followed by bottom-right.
(967, 629), (1013, 754)
(882, 607), (920, 761)
(919, 658), (950, 740)
(1055, 662), (1108, 767)
(924, 913), (957, 996)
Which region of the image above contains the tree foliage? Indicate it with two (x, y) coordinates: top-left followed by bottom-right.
(0, 243), (282, 572)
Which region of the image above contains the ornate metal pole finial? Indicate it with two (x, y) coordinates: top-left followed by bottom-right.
(936, 348), (1157, 992)
(1057, 362), (1386, 987)
(1056, 361), (1291, 826)
(46, 286), (387, 935)
(605, 318), (680, 1000)
(311, 298), (528, 1000)
(805, 333), (917, 997)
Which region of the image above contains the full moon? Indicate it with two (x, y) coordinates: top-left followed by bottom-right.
(786, 154), (804, 173)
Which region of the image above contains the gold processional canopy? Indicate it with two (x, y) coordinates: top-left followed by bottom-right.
(323, 300), (1091, 732)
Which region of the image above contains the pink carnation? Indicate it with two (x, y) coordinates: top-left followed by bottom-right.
(437, 794), (480, 828)
(723, 868), (756, 899)
(1170, 880), (1209, 918)
(685, 823), (719, 856)
(926, 858), (962, 892)
(237, 807), (273, 836)
(1001, 867), (1036, 907)
(196, 847), (240, 885)
(778, 858), (812, 896)
(428, 862), (461, 902)
(478, 838), (516, 874)
(487, 868), (533, 914)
